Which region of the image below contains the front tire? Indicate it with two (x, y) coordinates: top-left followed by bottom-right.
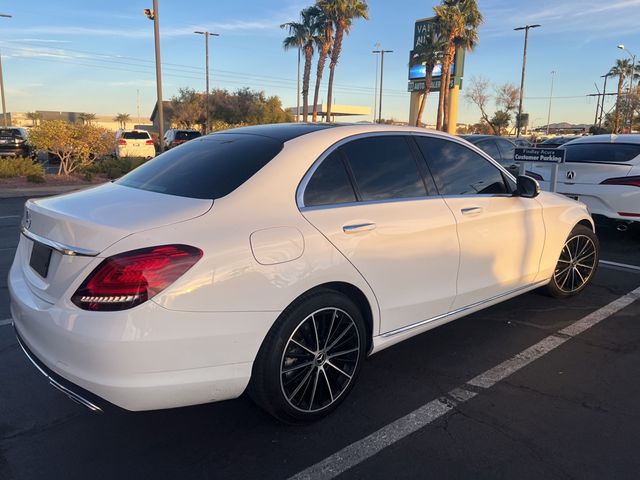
(249, 290), (366, 424)
(545, 224), (599, 298)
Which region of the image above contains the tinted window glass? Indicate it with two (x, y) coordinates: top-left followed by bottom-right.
(564, 143), (640, 163)
(304, 151), (356, 207)
(117, 134), (282, 200)
(476, 140), (500, 161)
(342, 136), (426, 201)
(122, 131), (151, 140)
(415, 137), (508, 195)
(496, 139), (516, 165)
(176, 131), (201, 141)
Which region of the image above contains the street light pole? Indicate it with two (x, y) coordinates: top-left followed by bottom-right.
(195, 31), (219, 133)
(373, 49), (393, 123)
(145, 2), (165, 152)
(296, 47), (300, 122)
(617, 44), (636, 132)
(514, 24), (541, 138)
(372, 42), (380, 123)
(546, 70), (555, 135)
(0, 14), (12, 128)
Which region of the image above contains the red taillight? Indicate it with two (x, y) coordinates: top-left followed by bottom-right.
(118, 139), (127, 145)
(72, 245), (202, 311)
(145, 139), (154, 145)
(600, 175), (640, 187)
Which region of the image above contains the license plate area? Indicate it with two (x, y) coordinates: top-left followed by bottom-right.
(29, 241), (53, 278)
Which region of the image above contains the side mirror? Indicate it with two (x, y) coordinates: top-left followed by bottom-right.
(516, 175), (540, 198)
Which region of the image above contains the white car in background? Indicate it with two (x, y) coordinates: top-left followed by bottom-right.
(528, 134), (640, 229)
(115, 129), (156, 159)
(10, 124), (598, 423)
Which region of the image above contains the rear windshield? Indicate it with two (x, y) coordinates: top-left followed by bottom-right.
(564, 143), (640, 163)
(0, 128), (22, 138)
(122, 131), (151, 140)
(117, 134), (283, 199)
(176, 131), (201, 141)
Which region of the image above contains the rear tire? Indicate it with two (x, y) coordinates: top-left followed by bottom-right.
(248, 290), (366, 424)
(545, 224), (599, 298)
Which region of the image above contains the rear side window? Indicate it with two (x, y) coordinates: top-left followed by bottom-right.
(342, 136), (427, 201)
(117, 134), (283, 200)
(122, 131), (151, 140)
(564, 143), (640, 163)
(304, 151), (356, 207)
(176, 131), (201, 141)
(416, 136), (509, 195)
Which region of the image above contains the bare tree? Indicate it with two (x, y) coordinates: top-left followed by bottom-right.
(464, 76), (519, 135)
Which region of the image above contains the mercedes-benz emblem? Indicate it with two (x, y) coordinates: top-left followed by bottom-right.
(566, 171), (576, 180)
(23, 209), (31, 230)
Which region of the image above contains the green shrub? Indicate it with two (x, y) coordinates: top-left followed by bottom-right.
(27, 174), (45, 183)
(81, 156), (150, 179)
(0, 157), (45, 178)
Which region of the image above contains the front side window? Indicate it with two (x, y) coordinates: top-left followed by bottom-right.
(341, 136), (427, 201)
(416, 136), (509, 195)
(496, 139), (516, 166)
(303, 151), (356, 207)
(476, 139), (500, 162)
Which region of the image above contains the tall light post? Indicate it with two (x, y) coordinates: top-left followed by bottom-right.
(194, 31), (219, 133)
(296, 47), (300, 122)
(372, 42), (380, 123)
(0, 13), (12, 128)
(598, 72), (610, 129)
(617, 44), (637, 132)
(144, 2), (164, 152)
(514, 24), (541, 137)
(546, 70), (555, 134)
(372, 48), (393, 123)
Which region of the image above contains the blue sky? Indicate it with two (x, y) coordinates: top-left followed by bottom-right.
(2, 0), (639, 126)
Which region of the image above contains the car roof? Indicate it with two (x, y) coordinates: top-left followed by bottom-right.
(563, 134), (640, 146)
(216, 123), (340, 142)
(460, 134), (514, 143)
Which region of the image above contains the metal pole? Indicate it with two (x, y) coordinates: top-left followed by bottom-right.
(152, 0), (164, 152)
(599, 74), (609, 128)
(296, 47), (300, 122)
(373, 43), (380, 123)
(627, 54), (636, 131)
(515, 24), (540, 138)
(379, 51), (385, 123)
(516, 28), (529, 138)
(205, 32), (210, 133)
(0, 51), (7, 128)
(546, 71), (555, 135)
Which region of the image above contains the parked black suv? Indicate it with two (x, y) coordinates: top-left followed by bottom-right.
(163, 129), (201, 150)
(0, 127), (33, 157)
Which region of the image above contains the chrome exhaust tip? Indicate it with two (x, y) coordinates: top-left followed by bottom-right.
(617, 223), (629, 232)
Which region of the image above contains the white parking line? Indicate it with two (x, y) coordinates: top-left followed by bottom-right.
(599, 260), (640, 273)
(0, 318), (12, 327)
(290, 286), (640, 480)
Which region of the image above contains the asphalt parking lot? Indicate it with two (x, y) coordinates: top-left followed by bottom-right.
(1, 196), (639, 480)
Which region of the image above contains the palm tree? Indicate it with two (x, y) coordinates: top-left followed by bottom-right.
(114, 113), (131, 129)
(434, 0), (482, 131)
(79, 112), (96, 125)
(609, 58), (639, 132)
(317, 0), (369, 122)
(311, 7), (332, 122)
(281, 6), (322, 122)
(413, 29), (445, 127)
(26, 111), (42, 126)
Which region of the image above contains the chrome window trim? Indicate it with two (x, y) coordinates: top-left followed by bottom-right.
(296, 131), (517, 211)
(21, 226), (100, 257)
(381, 279), (549, 338)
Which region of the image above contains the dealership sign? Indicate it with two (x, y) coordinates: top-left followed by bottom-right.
(514, 148), (566, 164)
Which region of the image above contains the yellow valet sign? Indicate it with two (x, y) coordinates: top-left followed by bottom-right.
(408, 17), (465, 133)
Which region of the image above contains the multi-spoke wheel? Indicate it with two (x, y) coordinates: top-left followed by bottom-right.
(546, 224), (599, 298)
(249, 290), (366, 423)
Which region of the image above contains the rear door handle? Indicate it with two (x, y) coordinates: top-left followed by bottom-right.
(461, 207), (483, 216)
(343, 222), (376, 234)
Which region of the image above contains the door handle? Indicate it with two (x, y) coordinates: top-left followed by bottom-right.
(461, 207), (483, 216)
(343, 222), (376, 234)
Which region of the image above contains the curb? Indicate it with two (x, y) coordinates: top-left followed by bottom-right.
(0, 183), (103, 199)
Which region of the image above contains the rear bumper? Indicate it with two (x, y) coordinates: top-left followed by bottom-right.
(0, 145), (30, 156)
(9, 259), (278, 411)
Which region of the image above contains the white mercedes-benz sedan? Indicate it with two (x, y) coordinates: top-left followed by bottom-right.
(9, 124), (599, 423)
